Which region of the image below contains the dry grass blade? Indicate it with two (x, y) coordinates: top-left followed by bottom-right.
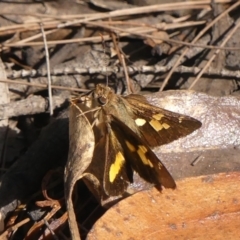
(189, 19), (240, 89)
(40, 23), (53, 115)
(0, 0), (240, 239)
(160, 0), (240, 91)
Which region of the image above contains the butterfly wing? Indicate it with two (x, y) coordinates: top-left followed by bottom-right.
(104, 118), (176, 196)
(124, 94), (201, 147)
(103, 123), (133, 196)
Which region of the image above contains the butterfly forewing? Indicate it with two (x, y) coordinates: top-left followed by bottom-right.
(124, 94), (202, 147)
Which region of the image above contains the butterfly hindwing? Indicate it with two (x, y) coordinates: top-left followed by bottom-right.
(103, 123), (133, 196)
(104, 118), (176, 196)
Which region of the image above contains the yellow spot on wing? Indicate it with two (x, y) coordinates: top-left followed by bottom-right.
(109, 152), (125, 183)
(153, 113), (164, 120)
(150, 119), (170, 131)
(125, 140), (136, 152)
(135, 118), (146, 126)
(138, 145), (147, 153)
(137, 145), (153, 167)
(150, 119), (163, 131)
(162, 123), (170, 129)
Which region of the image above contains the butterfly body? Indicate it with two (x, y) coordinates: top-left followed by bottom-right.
(77, 84), (201, 196)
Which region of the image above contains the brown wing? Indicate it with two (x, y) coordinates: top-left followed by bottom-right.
(124, 94), (201, 147)
(103, 124), (133, 196)
(104, 118), (176, 195)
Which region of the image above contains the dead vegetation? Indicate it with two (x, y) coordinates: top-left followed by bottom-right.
(0, 0), (240, 239)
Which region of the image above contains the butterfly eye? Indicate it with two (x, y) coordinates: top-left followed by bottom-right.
(98, 96), (107, 105)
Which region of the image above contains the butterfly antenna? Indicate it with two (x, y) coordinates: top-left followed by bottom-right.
(76, 107), (101, 117)
(70, 98), (101, 116)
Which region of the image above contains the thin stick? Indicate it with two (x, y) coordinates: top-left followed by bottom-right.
(159, 1), (240, 91)
(111, 32), (132, 93)
(43, 219), (58, 240)
(99, 33), (109, 86)
(120, 54), (132, 93)
(0, 0), (231, 21)
(0, 218), (30, 238)
(40, 23), (53, 115)
(57, 2), (210, 28)
(189, 19), (240, 89)
(2, 22), (240, 51)
(0, 79), (89, 92)
(87, 21), (240, 51)
(191, 155), (204, 166)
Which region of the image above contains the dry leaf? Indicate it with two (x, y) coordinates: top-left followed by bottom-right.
(88, 172), (240, 240)
(144, 31), (169, 47)
(64, 101), (95, 240)
(144, 31), (170, 55)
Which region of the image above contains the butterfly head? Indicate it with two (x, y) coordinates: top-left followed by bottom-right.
(93, 84), (114, 106)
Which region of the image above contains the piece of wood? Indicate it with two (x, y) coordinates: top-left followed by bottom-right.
(88, 172), (240, 240)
